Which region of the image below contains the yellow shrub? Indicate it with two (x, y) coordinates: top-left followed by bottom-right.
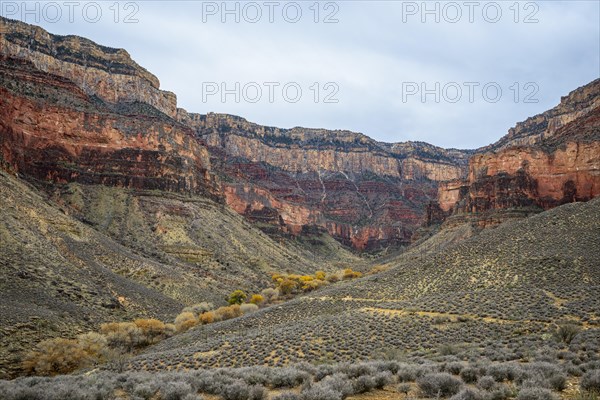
(77, 332), (109, 360)
(100, 322), (143, 350)
(200, 311), (215, 324)
(174, 311), (199, 332)
(215, 304), (242, 320)
(315, 271), (326, 280)
(22, 338), (93, 376)
(249, 294), (265, 305)
(278, 278), (298, 295)
(343, 268), (363, 279)
(134, 319), (167, 344)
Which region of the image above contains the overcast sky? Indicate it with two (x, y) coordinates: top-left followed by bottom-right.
(4, 1), (599, 149)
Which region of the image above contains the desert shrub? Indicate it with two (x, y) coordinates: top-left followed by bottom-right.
(397, 382), (411, 394)
(278, 278), (298, 295)
(320, 373), (353, 397)
(301, 279), (328, 292)
(554, 324), (581, 345)
(228, 290), (247, 305)
(183, 303), (214, 315)
(248, 385), (268, 400)
(373, 371), (393, 389)
(199, 311), (215, 324)
(22, 338), (93, 376)
(301, 385), (343, 400)
(340, 363), (375, 378)
(487, 363), (523, 382)
(417, 372), (463, 397)
(397, 364), (422, 382)
(215, 305), (242, 321)
(315, 271), (326, 280)
(261, 288), (280, 303)
(353, 375), (375, 393)
(522, 363), (567, 391)
(182, 394), (204, 400)
(517, 387), (559, 400)
(450, 388), (486, 400)
(76, 332), (109, 361)
(478, 376), (498, 391)
(489, 384), (515, 400)
(446, 362), (466, 375)
(240, 303), (259, 315)
(134, 381), (159, 399)
(342, 269), (362, 280)
(581, 370), (600, 393)
(134, 319), (169, 345)
(159, 381), (193, 400)
(174, 312), (199, 333)
(460, 367), (480, 383)
(439, 344), (458, 356)
(221, 380), (266, 400)
(100, 322), (144, 349)
(249, 295), (264, 305)
(271, 368), (310, 388)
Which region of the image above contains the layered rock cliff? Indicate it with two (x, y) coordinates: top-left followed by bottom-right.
(0, 55), (216, 195)
(437, 79), (600, 226)
(179, 111), (472, 250)
(0, 17), (177, 117)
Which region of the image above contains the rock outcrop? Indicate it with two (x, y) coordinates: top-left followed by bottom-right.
(437, 79), (600, 226)
(0, 55), (216, 195)
(179, 111), (472, 250)
(0, 17), (177, 117)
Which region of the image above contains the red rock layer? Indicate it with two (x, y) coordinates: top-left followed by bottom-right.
(437, 81), (600, 224)
(0, 57), (215, 195)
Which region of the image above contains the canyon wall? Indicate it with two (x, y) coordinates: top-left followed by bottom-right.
(0, 56), (216, 195)
(437, 79), (600, 226)
(0, 17), (177, 117)
(179, 110), (472, 250)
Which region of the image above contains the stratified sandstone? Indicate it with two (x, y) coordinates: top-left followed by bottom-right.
(437, 80), (600, 225)
(0, 56), (215, 195)
(179, 110), (471, 250)
(0, 17), (177, 117)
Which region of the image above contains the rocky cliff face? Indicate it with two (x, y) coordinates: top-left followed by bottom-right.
(481, 79), (600, 151)
(179, 110), (472, 250)
(0, 56), (216, 195)
(0, 17), (177, 117)
(437, 80), (600, 226)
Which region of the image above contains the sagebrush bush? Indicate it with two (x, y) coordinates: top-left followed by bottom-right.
(271, 368), (310, 388)
(478, 375), (497, 391)
(460, 367), (480, 383)
(581, 370), (600, 393)
(450, 388), (486, 400)
(301, 385), (342, 400)
(517, 387), (559, 400)
(260, 288), (279, 303)
(160, 381), (193, 400)
(240, 303), (259, 315)
(352, 375), (375, 393)
(418, 372), (463, 397)
(554, 324), (581, 344)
